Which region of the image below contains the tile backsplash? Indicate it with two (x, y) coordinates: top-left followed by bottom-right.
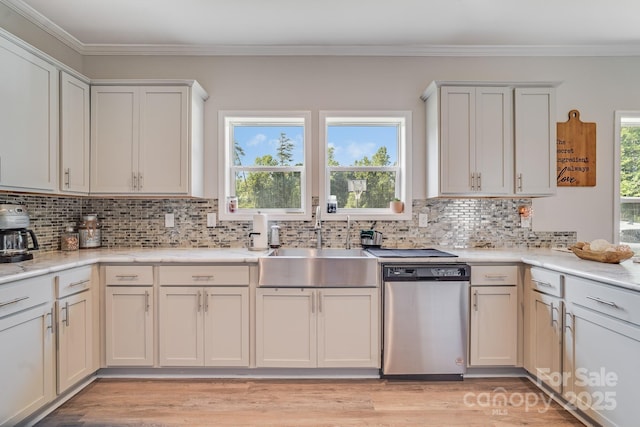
(0, 193), (576, 252)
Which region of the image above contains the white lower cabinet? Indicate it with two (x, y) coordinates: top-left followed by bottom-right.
(528, 290), (563, 394)
(563, 276), (640, 427)
(159, 286), (249, 367)
(57, 289), (93, 393)
(469, 265), (519, 366)
(0, 276), (55, 427)
(256, 288), (379, 368)
(469, 286), (518, 366)
(55, 266), (95, 394)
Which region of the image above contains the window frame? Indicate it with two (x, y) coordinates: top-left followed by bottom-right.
(218, 111), (312, 221)
(319, 111), (412, 221)
(614, 110), (640, 248)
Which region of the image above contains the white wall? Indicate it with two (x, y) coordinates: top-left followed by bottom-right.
(3, 13), (640, 243)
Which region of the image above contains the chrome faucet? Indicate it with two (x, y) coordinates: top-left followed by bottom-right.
(346, 215), (351, 249)
(314, 206), (322, 249)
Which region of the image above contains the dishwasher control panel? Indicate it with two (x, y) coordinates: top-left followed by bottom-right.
(383, 264), (470, 281)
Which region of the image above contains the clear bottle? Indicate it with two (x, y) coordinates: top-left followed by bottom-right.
(327, 195), (338, 213)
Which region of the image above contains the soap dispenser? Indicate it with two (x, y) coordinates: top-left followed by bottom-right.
(270, 225), (281, 248)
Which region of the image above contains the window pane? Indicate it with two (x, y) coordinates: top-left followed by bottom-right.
(235, 171), (302, 209)
(620, 121), (640, 251)
(232, 125), (304, 166)
(329, 171), (396, 209)
(327, 125), (398, 167)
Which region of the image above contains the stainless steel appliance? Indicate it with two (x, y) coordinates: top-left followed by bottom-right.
(0, 204), (39, 262)
(382, 262), (470, 380)
(360, 230), (383, 247)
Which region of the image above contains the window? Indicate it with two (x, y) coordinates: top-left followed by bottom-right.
(319, 111), (412, 219)
(615, 111), (640, 252)
(219, 112), (311, 220)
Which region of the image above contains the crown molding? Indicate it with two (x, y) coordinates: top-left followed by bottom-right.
(4, 0), (640, 57)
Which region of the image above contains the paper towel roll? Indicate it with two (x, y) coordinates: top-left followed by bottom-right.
(252, 213), (269, 249)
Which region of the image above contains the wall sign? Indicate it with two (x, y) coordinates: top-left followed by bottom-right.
(556, 110), (596, 187)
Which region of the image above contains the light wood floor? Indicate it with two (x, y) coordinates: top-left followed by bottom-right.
(36, 378), (585, 426)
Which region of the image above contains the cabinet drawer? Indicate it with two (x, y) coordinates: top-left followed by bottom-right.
(566, 276), (640, 326)
(159, 265), (249, 286)
(56, 266), (93, 298)
(529, 267), (563, 297)
(0, 275), (53, 318)
(471, 265), (518, 285)
(105, 266), (154, 285)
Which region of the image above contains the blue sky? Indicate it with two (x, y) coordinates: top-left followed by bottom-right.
(233, 125), (398, 166)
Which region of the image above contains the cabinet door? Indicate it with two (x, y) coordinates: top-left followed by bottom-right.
(317, 288), (379, 368)
(105, 287), (154, 366)
(440, 86), (475, 194)
(564, 304), (640, 427)
(159, 287), (203, 366)
(0, 36), (58, 192)
(60, 72), (90, 194)
(514, 87), (556, 196)
(90, 86), (138, 193)
(475, 87), (512, 195)
(255, 288), (316, 368)
(57, 290), (93, 394)
(469, 286), (517, 366)
(138, 87), (189, 194)
(529, 291), (562, 393)
(203, 287), (249, 367)
(0, 304), (55, 426)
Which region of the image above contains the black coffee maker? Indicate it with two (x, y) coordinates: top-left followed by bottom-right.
(0, 204), (39, 263)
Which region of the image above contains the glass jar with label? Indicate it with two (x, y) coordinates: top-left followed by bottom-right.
(78, 214), (102, 248)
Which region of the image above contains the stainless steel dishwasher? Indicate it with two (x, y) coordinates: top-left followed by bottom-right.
(382, 263), (470, 380)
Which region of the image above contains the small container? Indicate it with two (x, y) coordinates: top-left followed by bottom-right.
(61, 226), (79, 251)
(78, 214), (102, 249)
(270, 225), (281, 248)
(327, 195), (337, 213)
(227, 196), (238, 213)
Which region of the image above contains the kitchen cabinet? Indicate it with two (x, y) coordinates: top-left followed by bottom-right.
(469, 265), (519, 366)
(563, 275), (640, 427)
(55, 266), (95, 394)
(423, 81), (558, 197)
(90, 81), (207, 196)
(0, 275), (55, 427)
(158, 266), (250, 367)
(255, 287), (379, 368)
(0, 35), (58, 193)
(524, 266), (564, 394)
(105, 266), (155, 366)
(60, 71), (90, 194)
(514, 88), (557, 195)
(436, 86), (512, 195)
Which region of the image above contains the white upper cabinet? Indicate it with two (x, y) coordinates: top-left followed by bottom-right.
(424, 81), (558, 197)
(90, 81), (208, 196)
(0, 35), (58, 193)
(60, 72), (90, 194)
(514, 88), (557, 196)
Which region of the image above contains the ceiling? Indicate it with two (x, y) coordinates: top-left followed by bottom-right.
(4, 0), (640, 56)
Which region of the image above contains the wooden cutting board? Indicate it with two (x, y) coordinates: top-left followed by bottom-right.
(556, 110), (596, 186)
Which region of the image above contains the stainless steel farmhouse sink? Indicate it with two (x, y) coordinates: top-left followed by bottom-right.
(258, 248), (378, 287)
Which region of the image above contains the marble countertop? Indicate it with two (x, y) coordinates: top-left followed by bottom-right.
(2, 247), (640, 292)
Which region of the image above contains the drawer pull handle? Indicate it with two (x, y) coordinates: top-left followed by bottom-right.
(484, 274), (508, 279)
(68, 279), (90, 288)
(192, 275), (214, 281)
(532, 279), (553, 288)
(586, 295), (620, 309)
(115, 275), (139, 280)
(0, 296), (29, 308)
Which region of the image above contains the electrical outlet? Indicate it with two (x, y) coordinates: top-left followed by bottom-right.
(207, 212), (216, 228)
(164, 213), (175, 228)
(418, 213), (428, 227)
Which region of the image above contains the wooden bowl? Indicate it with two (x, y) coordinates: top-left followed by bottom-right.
(569, 245), (634, 264)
